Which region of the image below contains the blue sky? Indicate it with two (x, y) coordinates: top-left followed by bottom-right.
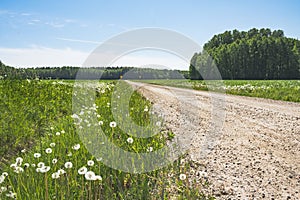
(0, 0), (300, 69)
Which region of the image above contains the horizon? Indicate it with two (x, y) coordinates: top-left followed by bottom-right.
(1, 0), (300, 70)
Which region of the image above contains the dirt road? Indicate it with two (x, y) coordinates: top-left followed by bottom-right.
(128, 81), (300, 199)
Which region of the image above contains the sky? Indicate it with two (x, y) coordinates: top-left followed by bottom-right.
(0, 0), (300, 70)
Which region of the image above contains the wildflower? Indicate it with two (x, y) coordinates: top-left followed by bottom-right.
(87, 160), (94, 166)
(64, 162), (73, 169)
(5, 191), (16, 198)
(15, 157), (23, 165)
(0, 175), (5, 184)
(14, 167), (24, 174)
(37, 162), (45, 168)
(127, 137), (134, 144)
(85, 171), (96, 180)
(95, 175), (102, 181)
(78, 166), (88, 175)
(57, 169), (66, 175)
(72, 144), (80, 150)
(50, 143), (56, 147)
(51, 172), (60, 179)
(34, 153), (41, 158)
(56, 132), (61, 136)
(45, 148), (52, 154)
(52, 159), (58, 164)
(109, 121), (117, 128)
(179, 174), (186, 180)
(147, 147), (153, 152)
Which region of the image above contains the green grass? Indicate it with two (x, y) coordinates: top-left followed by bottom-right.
(139, 79), (300, 102)
(0, 80), (213, 199)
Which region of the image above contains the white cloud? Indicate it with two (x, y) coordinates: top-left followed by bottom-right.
(0, 46), (89, 68)
(0, 46), (189, 70)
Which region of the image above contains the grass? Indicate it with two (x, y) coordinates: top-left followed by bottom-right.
(0, 79), (214, 199)
(139, 79), (300, 102)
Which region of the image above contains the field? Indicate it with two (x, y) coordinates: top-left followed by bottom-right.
(140, 80), (300, 102)
(0, 80), (212, 199)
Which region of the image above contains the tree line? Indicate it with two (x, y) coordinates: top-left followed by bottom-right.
(190, 28), (300, 80)
(0, 62), (188, 80)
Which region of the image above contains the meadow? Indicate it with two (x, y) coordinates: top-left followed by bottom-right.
(0, 80), (212, 199)
(140, 80), (300, 102)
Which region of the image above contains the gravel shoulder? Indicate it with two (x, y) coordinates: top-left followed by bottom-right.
(128, 81), (300, 199)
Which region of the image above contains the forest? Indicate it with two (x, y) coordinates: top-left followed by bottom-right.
(190, 28), (300, 80)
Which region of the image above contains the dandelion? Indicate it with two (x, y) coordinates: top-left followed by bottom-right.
(109, 121), (117, 128)
(87, 160), (94, 166)
(57, 169), (66, 175)
(50, 143), (56, 147)
(95, 175), (102, 181)
(127, 137), (134, 144)
(72, 144), (80, 150)
(34, 153), (41, 158)
(55, 132), (61, 136)
(15, 157), (23, 165)
(179, 173), (186, 180)
(64, 162), (73, 169)
(37, 162), (45, 168)
(45, 148), (52, 154)
(14, 167), (24, 174)
(52, 158), (58, 164)
(78, 166), (88, 175)
(85, 171), (96, 180)
(51, 172), (60, 179)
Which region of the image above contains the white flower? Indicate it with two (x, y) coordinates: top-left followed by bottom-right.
(127, 137), (134, 144)
(34, 153), (41, 158)
(179, 174), (186, 180)
(72, 144), (80, 150)
(56, 132), (61, 136)
(50, 143), (56, 147)
(109, 121), (117, 128)
(85, 171), (96, 181)
(2, 172), (8, 177)
(147, 147), (153, 152)
(78, 166), (88, 175)
(37, 162), (45, 168)
(52, 159), (58, 164)
(14, 167), (24, 174)
(94, 175), (102, 181)
(45, 148), (52, 154)
(15, 157), (23, 165)
(87, 160), (94, 166)
(51, 172), (60, 179)
(64, 162), (73, 169)
(57, 169), (66, 175)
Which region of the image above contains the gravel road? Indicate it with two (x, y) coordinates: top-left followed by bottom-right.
(128, 81), (300, 199)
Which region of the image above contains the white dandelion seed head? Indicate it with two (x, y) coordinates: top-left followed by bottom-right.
(51, 172), (60, 179)
(127, 137), (134, 144)
(34, 153), (41, 158)
(37, 162), (45, 168)
(50, 143), (56, 147)
(109, 121), (117, 128)
(85, 171), (96, 181)
(78, 166), (88, 175)
(45, 148), (52, 154)
(64, 162), (73, 169)
(87, 160), (94, 166)
(179, 174), (187, 180)
(72, 144), (80, 150)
